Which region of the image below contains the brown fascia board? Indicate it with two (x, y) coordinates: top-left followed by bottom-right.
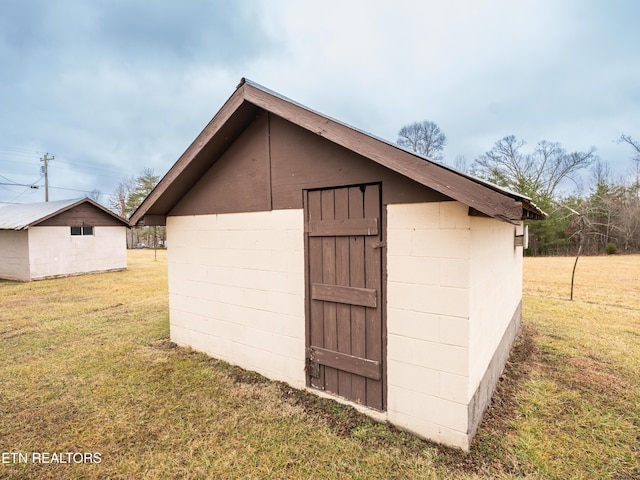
(132, 79), (532, 225)
(129, 85), (252, 226)
(242, 82), (525, 223)
(32, 198), (129, 228)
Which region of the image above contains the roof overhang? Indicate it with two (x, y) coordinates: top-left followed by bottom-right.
(131, 78), (546, 226)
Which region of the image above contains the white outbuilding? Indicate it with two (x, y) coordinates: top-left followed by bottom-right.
(131, 79), (545, 450)
(0, 198), (128, 281)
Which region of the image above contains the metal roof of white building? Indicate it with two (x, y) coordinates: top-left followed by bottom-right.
(0, 198), (90, 230)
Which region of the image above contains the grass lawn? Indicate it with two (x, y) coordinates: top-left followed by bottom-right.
(1, 250), (638, 479)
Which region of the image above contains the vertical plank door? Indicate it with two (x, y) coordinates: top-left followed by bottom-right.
(305, 184), (384, 410)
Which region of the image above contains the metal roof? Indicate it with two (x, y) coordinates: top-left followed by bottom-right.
(0, 198), (127, 230)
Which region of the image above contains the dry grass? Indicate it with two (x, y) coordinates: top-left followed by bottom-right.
(0, 250), (638, 479)
(516, 254), (640, 479)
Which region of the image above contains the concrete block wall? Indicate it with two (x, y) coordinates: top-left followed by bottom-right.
(386, 201), (473, 449)
(468, 217), (523, 394)
(387, 201), (523, 450)
(166, 210), (306, 388)
(28, 226), (127, 280)
(464, 217), (523, 441)
(0, 230), (30, 281)
(165, 203), (521, 451)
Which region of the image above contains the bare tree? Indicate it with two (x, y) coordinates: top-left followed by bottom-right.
(557, 202), (585, 301)
(619, 134), (640, 161)
(575, 164), (640, 254)
(619, 134), (640, 195)
(615, 187), (640, 250)
(473, 135), (597, 200)
(585, 161), (615, 250)
(110, 176), (135, 218)
(590, 158), (612, 188)
(453, 154), (469, 173)
(471, 135), (528, 190)
(397, 120), (447, 161)
(89, 189), (101, 203)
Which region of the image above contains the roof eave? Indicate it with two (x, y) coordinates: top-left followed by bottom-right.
(242, 81), (527, 224)
(131, 78), (543, 225)
(30, 198), (129, 228)
(130, 83), (249, 226)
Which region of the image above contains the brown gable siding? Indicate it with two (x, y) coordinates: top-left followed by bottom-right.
(37, 203), (127, 227)
(244, 83), (524, 223)
(141, 97), (260, 217)
(269, 114), (449, 209)
(170, 111), (271, 216)
(169, 112), (449, 217)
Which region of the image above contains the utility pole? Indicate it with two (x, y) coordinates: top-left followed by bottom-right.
(40, 153), (54, 202)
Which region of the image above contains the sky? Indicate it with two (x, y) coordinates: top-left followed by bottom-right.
(1, 0), (639, 207)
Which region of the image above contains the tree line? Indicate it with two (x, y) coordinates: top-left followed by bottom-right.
(110, 168), (164, 248)
(109, 124), (639, 256)
(397, 121), (640, 255)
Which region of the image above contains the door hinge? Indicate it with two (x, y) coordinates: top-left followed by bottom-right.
(372, 241), (387, 249)
(305, 360), (320, 378)
(305, 348), (320, 378)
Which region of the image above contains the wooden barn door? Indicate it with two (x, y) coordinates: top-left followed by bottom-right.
(305, 184), (384, 410)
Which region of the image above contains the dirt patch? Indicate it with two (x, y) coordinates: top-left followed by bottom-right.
(88, 302), (124, 313)
(436, 322), (540, 475)
(565, 356), (628, 396)
(148, 338), (178, 350)
(0, 328), (27, 340)
(477, 323), (539, 432)
(275, 385), (446, 460)
(221, 364), (270, 385)
(277, 384), (372, 438)
(139, 338), (179, 364)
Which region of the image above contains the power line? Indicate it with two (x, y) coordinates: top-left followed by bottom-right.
(55, 153), (145, 178)
(0, 145), (45, 154)
(0, 174), (17, 183)
(0, 182), (40, 188)
(0, 173), (43, 203)
(49, 185), (97, 194)
(4, 183), (41, 204)
(0, 159), (127, 182)
(0, 153), (41, 161)
(0, 174), (41, 188)
(0, 147), (45, 161)
(53, 162), (125, 181)
(0, 145), (131, 179)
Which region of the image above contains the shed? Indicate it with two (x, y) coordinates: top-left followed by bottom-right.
(131, 79), (545, 450)
(0, 198), (129, 281)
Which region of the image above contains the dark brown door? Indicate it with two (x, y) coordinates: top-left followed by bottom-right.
(305, 184), (384, 410)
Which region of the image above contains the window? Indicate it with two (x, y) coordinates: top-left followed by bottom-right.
(70, 226), (94, 236)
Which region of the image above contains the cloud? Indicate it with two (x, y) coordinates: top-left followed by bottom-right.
(0, 0), (282, 203)
(1, 0), (639, 205)
(248, 0), (640, 172)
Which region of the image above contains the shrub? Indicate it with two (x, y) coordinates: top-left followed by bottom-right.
(606, 243), (618, 255)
